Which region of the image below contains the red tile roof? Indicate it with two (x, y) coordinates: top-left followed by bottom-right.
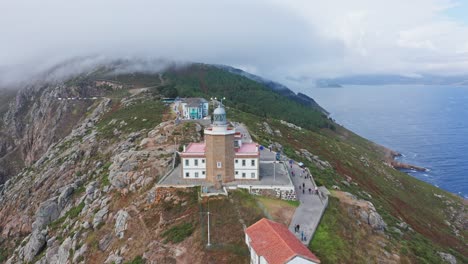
(246, 218), (320, 264)
(180, 143), (206, 157)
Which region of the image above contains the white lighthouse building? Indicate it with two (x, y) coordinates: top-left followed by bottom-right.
(179, 102), (260, 186)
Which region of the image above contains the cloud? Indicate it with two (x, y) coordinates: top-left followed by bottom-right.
(0, 0), (467, 89)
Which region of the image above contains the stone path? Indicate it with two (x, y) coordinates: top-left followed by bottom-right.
(286, 160), (328, 245)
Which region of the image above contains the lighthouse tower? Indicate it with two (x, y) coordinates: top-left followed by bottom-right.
(204, 103), (236, 186)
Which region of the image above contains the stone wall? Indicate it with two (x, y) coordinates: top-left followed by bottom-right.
(248, 186), (297, 201)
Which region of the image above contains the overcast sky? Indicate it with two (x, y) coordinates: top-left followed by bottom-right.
(1, 0), (468, 88)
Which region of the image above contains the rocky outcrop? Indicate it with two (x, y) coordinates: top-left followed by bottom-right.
(298, 149), (331, 170)
(93, 206), (109, 229)
(438, 252), (457, 264)
(22, 229), (47, 262)
(114, 210), (130, 239)
(335, 191), (387, 232)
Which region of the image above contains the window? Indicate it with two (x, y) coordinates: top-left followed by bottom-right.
(251, 173), (255, 178)
(185, 172), (189, 178)
(242, 172), (246, 178)
(235, 159), (238, 164)
(195, 172), (199, 178)
(217, 162), (222, 168)
(195, 159), (198, 166)
(251, 160), (255, 166)
(202, 159), (205, 164)
(185, 159), (189, 166)
(202, 171), (205, 175)
(235, 171), (239, 175)
(242, 160), (246, 166)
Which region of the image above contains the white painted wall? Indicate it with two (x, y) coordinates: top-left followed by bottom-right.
(288, 256), (317, 264)
(182, 169), (206, 179)
(235, 169), (258, 179)
(182, 158), (206, 169)
(182, 158), (206, 179)
(235, 158), (259, 179)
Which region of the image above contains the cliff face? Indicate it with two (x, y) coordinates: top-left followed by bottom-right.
(0, 83), (97, 184)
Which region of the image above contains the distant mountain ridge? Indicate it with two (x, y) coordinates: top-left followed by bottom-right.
(318, 74), (468, 86)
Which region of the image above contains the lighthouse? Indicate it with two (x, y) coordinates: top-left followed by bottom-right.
(204, 103), (236, 186)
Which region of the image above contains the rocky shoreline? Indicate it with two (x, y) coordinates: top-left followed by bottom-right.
(383, 147), (427, 172)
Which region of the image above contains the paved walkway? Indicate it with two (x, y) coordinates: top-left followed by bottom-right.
(286, 161), (328, 245)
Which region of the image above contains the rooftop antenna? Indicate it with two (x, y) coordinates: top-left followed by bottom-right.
(210, 97), (225, 108)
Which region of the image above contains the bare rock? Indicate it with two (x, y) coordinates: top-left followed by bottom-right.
(368, 211), (387, 231)
(72, 244), (88, 263)
(56, 237), (72, 264)
(263, 122), (273, 135)
(105, 253), (123, 264)
(114, 210), (130, 239)
(93, 206), (109, 229)
(438, 252), (457, 264)
(33, 198), (60, 230)
(99, 233), (114, 251)
(23, 229), (47, 262)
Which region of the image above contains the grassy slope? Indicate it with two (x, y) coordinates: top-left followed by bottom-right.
(229, 108), (467, 263)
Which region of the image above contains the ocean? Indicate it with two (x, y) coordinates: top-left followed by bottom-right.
(305, 85), (468, 198)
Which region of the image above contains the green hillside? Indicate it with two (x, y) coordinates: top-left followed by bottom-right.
(163, 64), (332, 131)
(150, 64), (466, 262)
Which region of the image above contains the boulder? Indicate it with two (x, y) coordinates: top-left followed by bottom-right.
(33, 198), (60, 230)
(44, 244), (60, 264)
(56, 237), (72, 264)
(58, 184), (75, 209)
(368, 211), (387, 231)
(72, 244), (88, 263)
(114, 210), (130, 239)
(93, 206), (109, 229)
(86, 181), (98, 196)
(438, 252), (457, 264)
(99, 233), (114, 251)
(23, 229), (47, 262)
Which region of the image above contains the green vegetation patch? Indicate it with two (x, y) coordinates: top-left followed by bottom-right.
(96, 99), (166, 139)
(161, 222), (194, 244)
(49, 201), (85, 230)
(0, 247), (8, 263)
(124, 255), (146, 264)
(309, 197), (350, 263)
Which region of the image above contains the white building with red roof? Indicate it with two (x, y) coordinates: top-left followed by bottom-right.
(245, 218), (321, 264)
(179, 103), (260, 185)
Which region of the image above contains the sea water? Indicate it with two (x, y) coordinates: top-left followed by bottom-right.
(306, 85), (468, 198)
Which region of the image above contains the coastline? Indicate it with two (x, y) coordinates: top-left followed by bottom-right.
(381, 145), (427, 172)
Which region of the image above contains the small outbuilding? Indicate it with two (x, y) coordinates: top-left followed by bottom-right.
(245, 218), (320, 264)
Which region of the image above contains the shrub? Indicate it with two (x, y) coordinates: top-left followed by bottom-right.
(161, 222), (194, 243)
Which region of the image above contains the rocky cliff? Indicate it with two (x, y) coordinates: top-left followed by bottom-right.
(0, 82), (99, 184)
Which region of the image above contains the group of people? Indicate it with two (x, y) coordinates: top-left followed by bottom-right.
(298, 183), (318, 194)
(294, 224), (307, 242)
